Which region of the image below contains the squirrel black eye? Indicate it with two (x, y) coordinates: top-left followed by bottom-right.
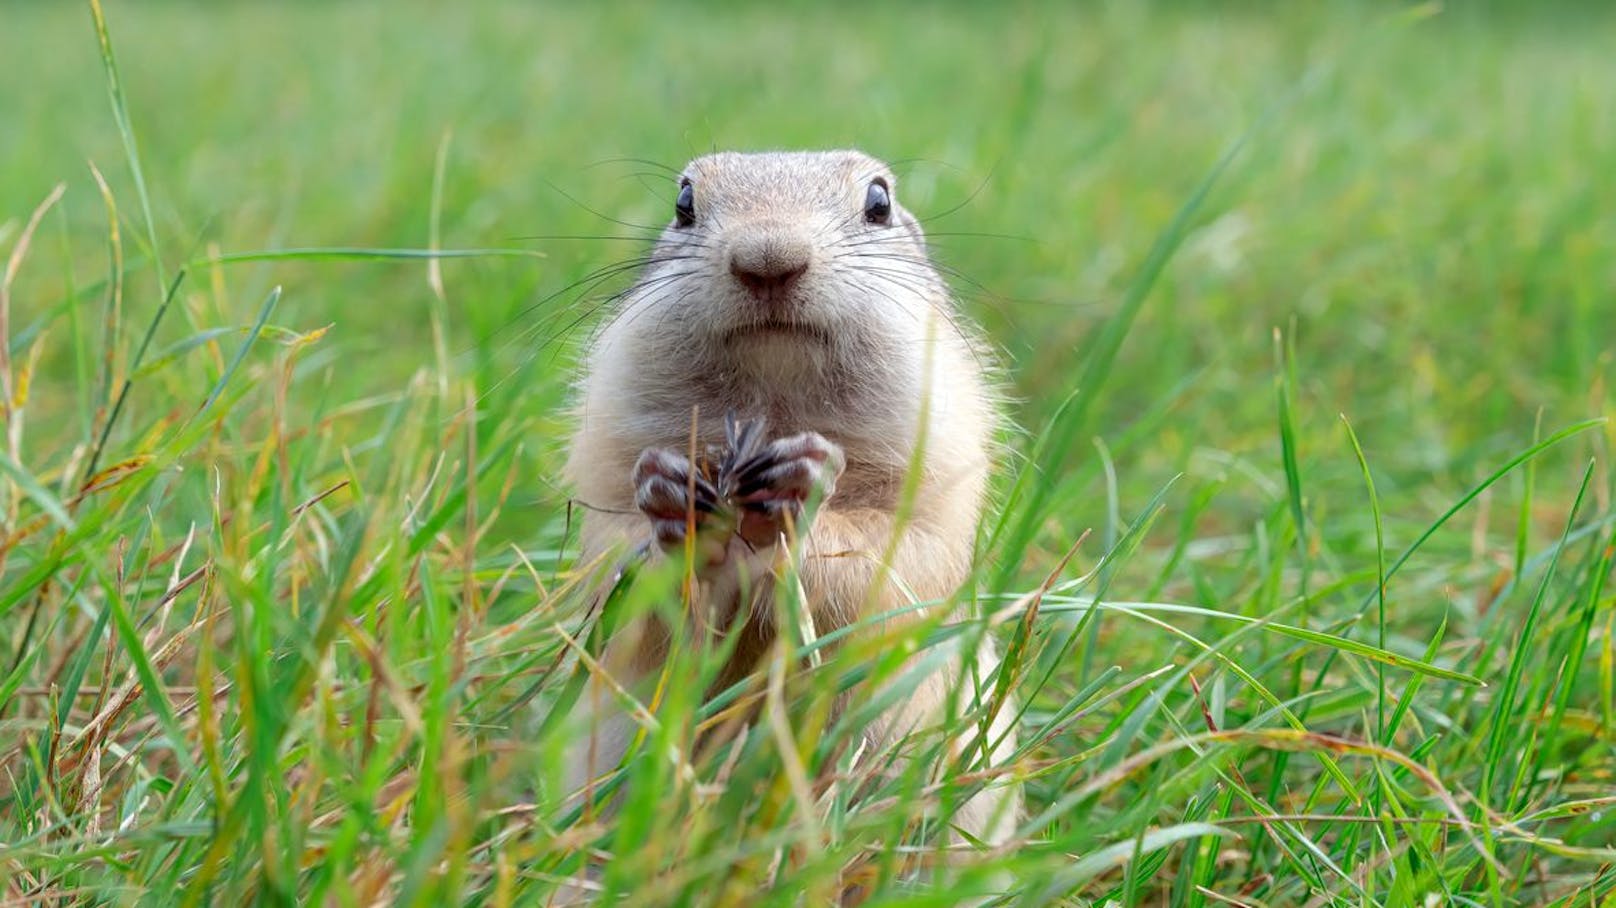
(675, 181), (695, 228)
(864, 179), (892, 226)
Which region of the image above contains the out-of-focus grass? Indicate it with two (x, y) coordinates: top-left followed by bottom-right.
(2, 1), (1613, 904)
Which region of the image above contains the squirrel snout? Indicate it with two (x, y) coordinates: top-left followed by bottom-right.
(728, 232), (812, 298)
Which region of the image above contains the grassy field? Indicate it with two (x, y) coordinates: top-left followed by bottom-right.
(3, 1), (1615, 904)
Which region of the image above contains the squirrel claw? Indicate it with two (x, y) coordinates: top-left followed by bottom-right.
(726, 431), (844, 547)
(633, 424), (843, 557)
(633, 448), (725, 554)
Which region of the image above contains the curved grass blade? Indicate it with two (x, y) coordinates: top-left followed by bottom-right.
(197, 285), (281, 417)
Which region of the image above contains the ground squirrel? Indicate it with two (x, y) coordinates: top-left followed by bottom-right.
(562, 149), (1019, 858)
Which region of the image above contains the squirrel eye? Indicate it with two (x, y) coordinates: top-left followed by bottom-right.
(674, 181), (695, 228)
(863, 179), (892, 226)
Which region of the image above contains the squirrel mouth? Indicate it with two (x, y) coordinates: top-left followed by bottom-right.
(724, 320), (830, 345)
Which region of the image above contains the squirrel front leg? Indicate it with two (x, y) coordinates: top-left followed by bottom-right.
(562, 433), (842, 798)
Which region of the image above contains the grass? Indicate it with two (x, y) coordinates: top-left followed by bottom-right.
(2, 1), (1615, 904)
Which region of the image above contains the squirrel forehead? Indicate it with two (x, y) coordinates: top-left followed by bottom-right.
(680, 150), (896, 212)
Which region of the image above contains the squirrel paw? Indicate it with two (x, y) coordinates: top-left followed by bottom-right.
(725, 431), (844, 549)
(632, 448), (727, 562)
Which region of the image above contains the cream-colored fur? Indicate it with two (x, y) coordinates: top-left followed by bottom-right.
(561, 150), (1019, 859)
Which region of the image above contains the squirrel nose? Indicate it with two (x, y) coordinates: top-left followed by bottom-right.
(728, 233), (811, 297)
